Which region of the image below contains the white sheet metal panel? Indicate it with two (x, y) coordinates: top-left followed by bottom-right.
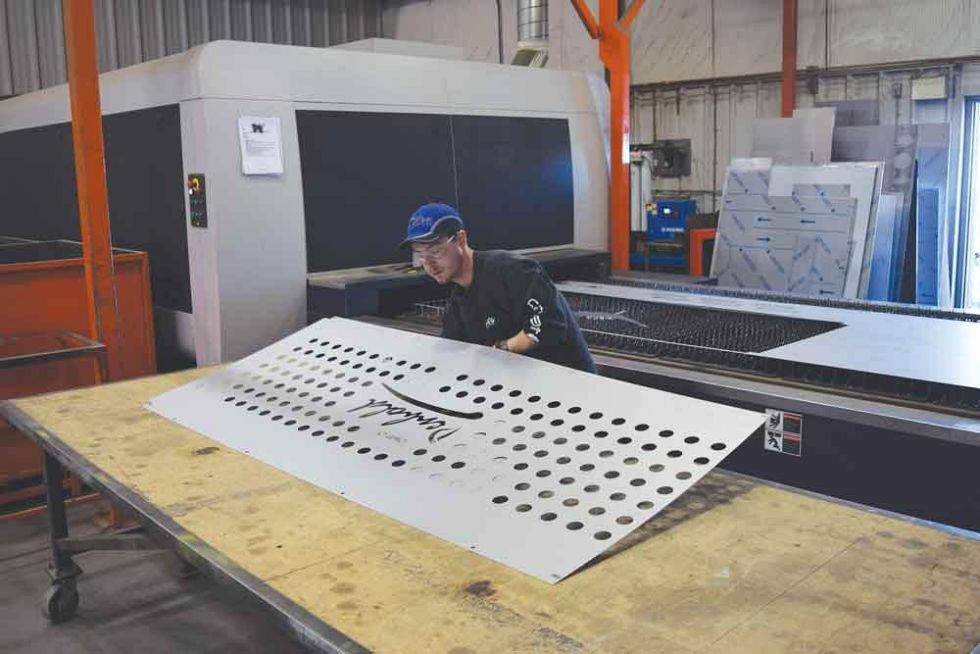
(558, 281), (980, 391)
(768, 163), (883, 298)
(146, 319), (765, 583)
(714, 193), (857, 296)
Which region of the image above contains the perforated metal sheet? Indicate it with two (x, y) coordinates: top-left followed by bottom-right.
(146, 319), (765, 583)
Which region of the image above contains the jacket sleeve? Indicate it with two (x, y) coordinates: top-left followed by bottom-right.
(506, 258), (568, 346)
(440, 298), (466, 342)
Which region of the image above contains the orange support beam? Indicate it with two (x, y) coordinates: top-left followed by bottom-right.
(63, 0), (123, 380)
(571, 0), (645, 272)
(780, 0), (798, 117)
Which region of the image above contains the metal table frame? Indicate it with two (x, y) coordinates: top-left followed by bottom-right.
(1, 402), (366, 653)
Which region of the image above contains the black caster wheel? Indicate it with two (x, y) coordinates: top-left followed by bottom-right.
(43, 581), (79, 623)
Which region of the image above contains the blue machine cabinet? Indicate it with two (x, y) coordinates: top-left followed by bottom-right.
(631, 198), (698, 269)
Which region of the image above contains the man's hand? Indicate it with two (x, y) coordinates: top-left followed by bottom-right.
(493, 331), (538, 354)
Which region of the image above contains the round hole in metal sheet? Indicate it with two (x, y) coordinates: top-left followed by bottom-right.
(649, 464), (665, 473)
(373, 453), (388, 461)
(562, 498), (579, 508)
(609, 492), (626, 501)
(530, 413), (543, 421)
(676, 471), (692, 480)
(532, 431), (546, 439)
(515, 482), (531, 491)
(490, 384), (503, 392)
(694, 457), (710, 465)
(684, 436), (700, 444)
(536, 470), (552, 478)
(451, 461), (466, 469)
(588, 506), (606, 515)
(298, 425), (310, 432)
(637, 500), (654, 510)
(341, 441), (354, 448)
(511, 408), (524, 416)
(432, 454), (447, 462)
(584, 484), (600, 493)
(594, 430), (609, 439)
(492, 437), (506, 445)
(541, 512), (557, 521)
(599, 450), (614, 458)
(566, 521), (584, 531)
(534, 450), (548, 458)
(550, 419), (564, 427)
(617, 437), (632, 445)
(630, 478), (646, 487)
(667, 450), (682, 458)
(473, 396), (486, 404)
(492, 402), (505, 410)
(547, 401), (561, 409)
(512, 425), (526, 433)
(559, 477), (574, 485)
(616, 516), (634, 525)
(657, 486), (673, 495)
(659, 430), (674, 438)
(473, 378), (485, 386)
(516, 504), (532, 513)
(641, 443), (657, 452)
(391, 460), (406, 467)
(527, 395), (540, 403)
(284, 419), (297, 426)
(492, 496), (509, 504)
(538, 490), (554, 499)
(554, 437), (568, 445)
(326, 435), (339, 442)
(575, 443), (590, 452)
(514, 462), (529, 471)
(235, 400), (246, 407)
(512, 444), (527, 452)
(393, 374), (404, 381)
(312, 430), (324, 437)
(425, 366), (436, 373)
(509, 390), (522, 398)
(456, 374), (468, 381)
(556, 456), (572, 464)
(711, 442), (727, 451)
(410, 363), (420, 370)
(594, 531), (612, 541)
(611, 418), (625, 426)
(589, 411), (603, 420)
(456, 391), (468, 398)
(623, 457), (639, 465)
(579, 463), (595, 472)
(572, 425), (586, 432)
(567, 406), (582, 415)
(357, 447), (371, 454)
(259, 410), (270, 416)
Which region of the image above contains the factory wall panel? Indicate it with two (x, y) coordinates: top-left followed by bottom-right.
(379, 0), (980, 84)
(0, 0), (381, 96)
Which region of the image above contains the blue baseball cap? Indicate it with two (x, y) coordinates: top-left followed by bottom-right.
(398, 203), (464, 249)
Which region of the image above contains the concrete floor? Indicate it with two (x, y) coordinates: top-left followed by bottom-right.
(0, 502), (300, 653)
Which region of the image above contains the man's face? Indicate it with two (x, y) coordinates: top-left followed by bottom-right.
(412, 233), (461, 284)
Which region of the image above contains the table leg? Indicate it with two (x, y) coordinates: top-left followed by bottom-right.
(42, 452), (82, 623)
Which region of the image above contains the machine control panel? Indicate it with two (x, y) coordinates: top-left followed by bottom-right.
(187, 173), (207, 228)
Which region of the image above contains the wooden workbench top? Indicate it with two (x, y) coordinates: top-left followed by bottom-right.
(10, 369), (980, 653)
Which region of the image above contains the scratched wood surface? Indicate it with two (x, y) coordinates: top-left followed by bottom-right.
(9, 369), (980, 653)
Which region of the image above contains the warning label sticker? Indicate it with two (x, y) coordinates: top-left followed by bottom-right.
(764, 408), (802, 457)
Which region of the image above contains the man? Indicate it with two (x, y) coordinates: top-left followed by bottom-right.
(399, 202), (596, 374)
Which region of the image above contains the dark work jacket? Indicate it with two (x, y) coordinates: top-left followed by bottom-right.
(441, 250), (597, 374)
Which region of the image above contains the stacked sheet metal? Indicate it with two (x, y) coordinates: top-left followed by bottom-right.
(712, 160), (870, 298)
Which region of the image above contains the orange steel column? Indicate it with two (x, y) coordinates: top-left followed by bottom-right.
(571, 0), (645, 271)
(780, 0), (798, 117)
(63, 0), (122, 380)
